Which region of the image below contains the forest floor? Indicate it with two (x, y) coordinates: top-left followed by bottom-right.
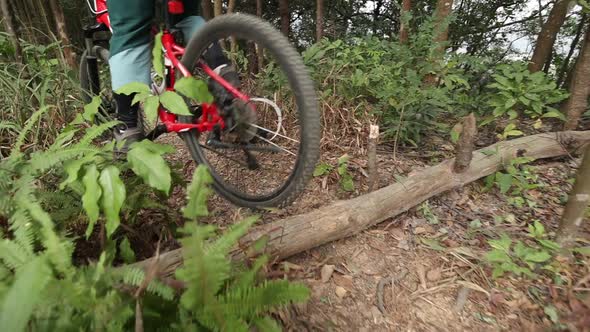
(125, 127), (590, 331)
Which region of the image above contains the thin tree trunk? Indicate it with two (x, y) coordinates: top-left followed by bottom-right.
(0, 0), (23, 62)
(48, 0), (77, 68)
(557, 14), (587, 87)
(256, 0), (264, 70)
(562, 27), (590, 130)
(528, 0), (571, 73)
(557, 144), (590, 247)
(316, 0), (324, 42)
(36, 0), (54, 43)
(213, 0), (222, 17)
(279, 0), (290, 37)
(227, 0), (237, 53)
(424, 0), (453, 85)
(201, 0), (213, 20)
(399, 0), (411, 44)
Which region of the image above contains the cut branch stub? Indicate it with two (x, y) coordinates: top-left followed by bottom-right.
(453, 113), (477, 173)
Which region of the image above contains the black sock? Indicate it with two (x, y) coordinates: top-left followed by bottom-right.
(113, 92), (139, 128)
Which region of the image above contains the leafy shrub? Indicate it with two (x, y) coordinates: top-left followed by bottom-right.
(481, 62), (569, 129)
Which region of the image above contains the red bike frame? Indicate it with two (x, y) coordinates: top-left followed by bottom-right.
(92, 0), (251, 134)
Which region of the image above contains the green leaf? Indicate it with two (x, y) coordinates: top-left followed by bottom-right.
(116, 82), (151, 96)
(485, 249), (511, 263)
(538, 239), (560, 251)
(496, 173), (513, 194)
(0, 257), (51, 332)
(542, 110), (566, 120)
(574, 247), (590, 256)
(152, 31), (164, 78)
(99, 166), (126, 237)
(143, 95), (160, 127)
(127, 141), (172, 194)
(505, 130), (523, 137)
(174, 77), (214, 104)
(82, 164), (102, 239)
(513, 241), (529, 258)
(131, 92), (150, 105)
(469, 219), (482, 229)
(119, 237), (136, 263)
(159, 91), (192, 116)
(544, 305), (559, 324)
(83, 96), (102, 122)
(253, 316), (281, 332)
(489, 234), (512, 252)
(340, 175), (355, 192)
(524, 250), (551, 263)
(59, 154), (96, 190)
(183, 165), (213, 220)
(313, 162), (333, 177)
(421, 238), (445, 251)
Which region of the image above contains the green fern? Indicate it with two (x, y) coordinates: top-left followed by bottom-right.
(121, 267), (175, 301)
(10, 105), (52, 157)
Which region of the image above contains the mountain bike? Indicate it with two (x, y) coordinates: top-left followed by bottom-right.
(79, 0), (320, 208)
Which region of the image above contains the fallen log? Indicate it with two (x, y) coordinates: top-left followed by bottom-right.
(137, 130), (590, 277)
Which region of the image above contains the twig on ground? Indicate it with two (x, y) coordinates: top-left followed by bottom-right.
(377, 269), (408, 314)
(454, 287), (471, 313)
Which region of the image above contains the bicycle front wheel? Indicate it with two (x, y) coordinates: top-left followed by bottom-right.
(179, 14), (321, 208)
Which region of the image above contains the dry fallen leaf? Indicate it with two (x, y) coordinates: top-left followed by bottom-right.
(426, 268), (442, 282)
(335, 286), (347, 299)
(321, 264), (335, 283)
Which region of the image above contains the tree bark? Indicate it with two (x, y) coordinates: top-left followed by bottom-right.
(557, 14), (587, 87)
(453, 113), (477, 173)
(557, 144), (590, 247)
(432, 0), (454, 54)
(316, 0), (324, 42)
(423, 0), (453, 85)
(213, 0), (222, 17)
(279, 0), (290, 37)
(134, 130), (590, 277)
(528, 0), (571, 73)
(0, 0), (23, 62)
(399, 0), (411, 44)
(201, 0), (214, 20)
(562, 27), (590, 130)
(48, 0), (76, 68)
(255, 0), (264, 70)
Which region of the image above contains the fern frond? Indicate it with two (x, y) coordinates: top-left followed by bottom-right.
(217, 280), (310, 319)
(231, 255), (269, 292)
(208, 216), (258, 256)
(29, 146), (102, 174)
(177, 223), (229, 310)
(253, 316), (281, 332)
(121, 267), (175, 301)
(10, 105), (52, 158)
(77, 120), (119, 147)
(0, 239), (34, 270)
(0, 256), (52, 332)
(12, 221), (36, 257)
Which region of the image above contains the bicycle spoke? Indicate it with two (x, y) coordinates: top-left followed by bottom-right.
(246, 130), (296, 156)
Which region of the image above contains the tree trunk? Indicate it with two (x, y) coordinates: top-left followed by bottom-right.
(316, 0), (324, 42)
(0, 0), (23, 62)
(213, 0), (222, 17)
(227, 0), (237, 54)
(562, 27), (590, 130)
(399, 0), (411, 44)
(201, 0), (214, 20)
(432, 0), (454, 54)
(279, 0), (290, 37)
(557, 14), (587, 87)
(557, 144), (590, 247)
(48, 0), (76, 68)
(528, 0), (571, 73)
(423, 0), (453, 85)
(256, 0), (264, 70)
(134, 130), (590, 277)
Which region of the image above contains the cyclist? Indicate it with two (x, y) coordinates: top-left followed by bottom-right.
(108, 0), (238, 149)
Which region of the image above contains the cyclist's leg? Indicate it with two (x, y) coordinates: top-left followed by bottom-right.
(173, 3), (239, 104)
(107, 0), (154, 141)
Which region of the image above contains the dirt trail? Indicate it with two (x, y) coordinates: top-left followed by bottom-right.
(162, 134), (590, 331)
